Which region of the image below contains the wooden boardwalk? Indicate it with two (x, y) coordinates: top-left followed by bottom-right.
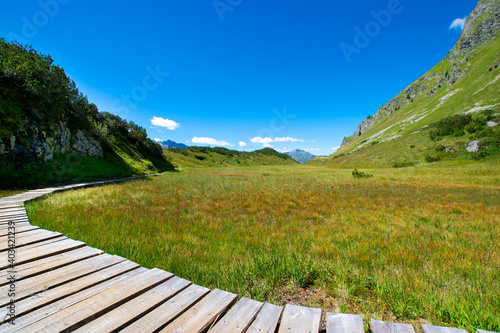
(0, 178), (497, 332)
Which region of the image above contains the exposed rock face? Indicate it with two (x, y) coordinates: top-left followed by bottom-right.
(0, 119), (103, 166)
(447, 0), (500, 59)
(340, 0), (500, 147)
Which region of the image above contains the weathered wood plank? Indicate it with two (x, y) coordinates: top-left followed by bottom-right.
(210, 297), (264, 333)
(0, 238), (85, 269)
(247, 303), (283, 333)
(0, 253), (124, 306)
(73, 276), (192, 332)
(0, 246), (103, 284)
(0, 225), (39, 237)
(162, 289), (238, 333)
(278, 304), (322, 333)
(422, 324), (468, 333)
(371, 320), (415, 333)
(0, 230), (62, 251)
(0, 262), (142, 331)
(327, 313), (364, 333)
(24, 268), (173, 333)
(121, 284), (210, 333)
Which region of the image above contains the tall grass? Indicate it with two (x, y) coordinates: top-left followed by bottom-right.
(26, 165), (500, 331)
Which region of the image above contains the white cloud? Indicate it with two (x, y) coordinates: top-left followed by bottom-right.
(239, 141), (248, 147)
(250, 136), (305, 145)
(192, 137), (232, 146)
(450, 17), (466, 30)
(274, 137), (305, 143)
(263, 143), (274, 148)
(150, 116), (180, 130)
(154, 138), (162, 142)
(331, 146), (340, 151)
(250, 137), (274, 144)
(305, 148), (320, 151)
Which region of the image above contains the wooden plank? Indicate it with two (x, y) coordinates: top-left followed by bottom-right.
(0, 222), (31, 231)
(0, 205), (23, 210)
(210, 297), (264, 333)
(247, 303), (283, 333)
(14, 235), (67, 250)
(0, 214), (27, 220)
(0, 225), (39, 237)
(0, 253), (125, 306)
(0, 230), (62, 251)
(326, 313), (364, 333)
(371, 320), (415, 333)
(24, 268), (173, 333)
(121, 284), (210, 333)
(73, 276), (192, 332)
(0, 228), (46, 241)
(421, 325), (467, 333)
(0, 238), (85, 269)
(1, 267), (148, 333)
(162, 289), (238, 333)
(278, 304), (322, 333)
(0, 246), (103, 284)
(0, 261), (142, 330)
(0, 227), (40, 239)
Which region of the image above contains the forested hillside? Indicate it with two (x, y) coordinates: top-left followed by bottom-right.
(0, 40), (174, 188)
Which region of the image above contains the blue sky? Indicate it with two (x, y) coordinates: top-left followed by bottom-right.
(0, 0), (477, 155)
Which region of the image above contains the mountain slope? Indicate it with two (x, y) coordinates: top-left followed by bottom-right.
(285, 149), (317, 163)
(330, 0), (500, 166)
(164, 146), (297, 168)
(0, 40), (174, 188)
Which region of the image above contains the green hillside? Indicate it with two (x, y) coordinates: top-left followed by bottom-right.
(0, 40), (174, 189)
(164, 146), (297, 169)
(325, 0), (500, 167)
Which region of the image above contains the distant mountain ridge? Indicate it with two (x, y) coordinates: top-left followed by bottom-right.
(285, 149), (317, 163)
(156, 139), (188, 149)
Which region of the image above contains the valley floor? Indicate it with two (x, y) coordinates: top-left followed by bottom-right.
(26, 163), (500, 331)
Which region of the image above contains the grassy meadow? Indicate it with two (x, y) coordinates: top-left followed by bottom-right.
(26, 163), (500, 331)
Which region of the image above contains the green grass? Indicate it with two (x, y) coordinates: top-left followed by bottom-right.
(26, 164), (500, 331)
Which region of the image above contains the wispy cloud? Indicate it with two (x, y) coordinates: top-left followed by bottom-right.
(154, 138), (162, 142)
(263, 143), (274, 148)
(331, 146), (340, 151)
(192, 137), (232, 146)
(150, 116), (180, 130)
(305, 148), (320, 151)
(239, 141), (248, 147)
(450, 17), (466, 30)
(250, 136), (306, 146)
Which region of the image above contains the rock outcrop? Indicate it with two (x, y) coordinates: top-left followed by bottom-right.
(0, 119), (103, 167)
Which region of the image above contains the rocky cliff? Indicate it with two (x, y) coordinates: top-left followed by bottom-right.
(340, 0), (500, 147)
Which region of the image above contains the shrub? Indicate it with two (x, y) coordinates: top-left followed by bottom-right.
(393, 161), (416, 168)
(430, 114), (472, 141)
(435, 145), (446, 152)
(425, 154), (441, 163)
(352, 169), (373, 178)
